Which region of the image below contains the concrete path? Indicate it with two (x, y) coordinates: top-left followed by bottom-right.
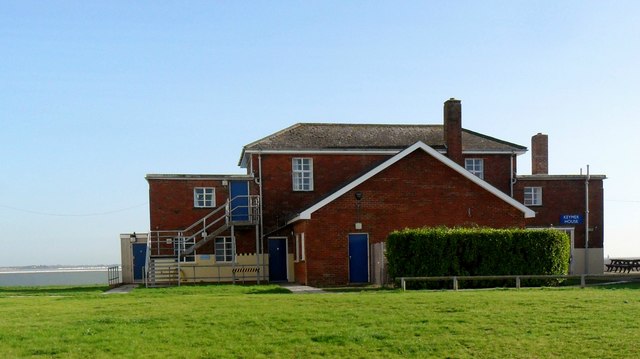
(103, 284), (138, 294)
(279, 283), (326, 294)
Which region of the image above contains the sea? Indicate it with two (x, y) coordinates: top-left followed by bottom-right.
(0, 265), (118, 287)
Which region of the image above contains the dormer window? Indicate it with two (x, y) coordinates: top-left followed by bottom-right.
(292, 158), (313, 191)
(465, 158), (484, 179)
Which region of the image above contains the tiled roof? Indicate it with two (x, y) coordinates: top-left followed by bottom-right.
(243, 123), (527, 152)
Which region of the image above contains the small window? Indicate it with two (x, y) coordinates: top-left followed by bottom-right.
(215, 237), (233, 263)
(194, 187), (215, 208)
(524, 187), (542, 206)
(173, 237), (195, 262)
(465, 158), (484, 179)
(292, 158), (313, 191)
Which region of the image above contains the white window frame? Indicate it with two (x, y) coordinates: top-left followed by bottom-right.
(214, 236), (234, 263)
(524, 187), (543, 206)
(465, 158), (484, 179)
(173, 236), (196, 262)
(194, 187), (215, 208)
(292, 158), (313, 191)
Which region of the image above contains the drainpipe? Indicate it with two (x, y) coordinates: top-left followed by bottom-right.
(258, 152), (264, 282)
(584, 165), (590, 274)
(510, 151), (515, 197)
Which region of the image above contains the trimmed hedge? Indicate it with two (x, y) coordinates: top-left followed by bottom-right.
(386, 227), (570, 288)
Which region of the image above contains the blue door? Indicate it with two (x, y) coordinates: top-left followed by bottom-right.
(269, 238), (287, 282)
(348, 234), (369, 283)
(230, 181), (249, 222)
(132, 243), (147, 281)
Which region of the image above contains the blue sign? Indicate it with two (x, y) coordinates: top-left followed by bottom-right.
(560, 214), (583, 225)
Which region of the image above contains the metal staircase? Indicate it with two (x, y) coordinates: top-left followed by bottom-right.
(144, 195), (260, 287)
(146, 257), (180, 286)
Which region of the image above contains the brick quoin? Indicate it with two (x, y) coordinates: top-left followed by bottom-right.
(296, 150), (526, 287)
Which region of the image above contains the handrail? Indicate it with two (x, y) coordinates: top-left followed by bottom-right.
(181, 195), (259, 243)
(183, 202), (228, 233)
(398, 274), (639, 291)
(146, 195), (262, 283)
(144, 235), (151, 287)
(228, 195), (260, 222)
(107, 266), (121, 286)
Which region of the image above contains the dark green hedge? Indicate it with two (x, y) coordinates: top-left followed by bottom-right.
(386, 227), (570, 288)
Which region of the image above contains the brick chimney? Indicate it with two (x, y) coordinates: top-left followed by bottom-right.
(531, 133), (548, 175)
(444, 98), (463, 165)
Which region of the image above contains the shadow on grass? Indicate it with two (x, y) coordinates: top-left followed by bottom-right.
(0, 285), (108, 296)
(136, 283), (293, 295)
(246, 287), (292, 295)
(323, 285), (398, 293)
(588, 281), (640, 290)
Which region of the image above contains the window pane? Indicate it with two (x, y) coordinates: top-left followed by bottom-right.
(524, 187), (541, 206)
(194, 187), (215, 207)
(292, 158), (313, 191)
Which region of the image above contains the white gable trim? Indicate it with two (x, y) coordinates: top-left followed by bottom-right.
(288, 141), (535, 224)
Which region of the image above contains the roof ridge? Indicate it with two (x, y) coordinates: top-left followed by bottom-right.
(294, 122), (442, 127)
(462, 128), (527, 150)
(241, 123), (304, 150)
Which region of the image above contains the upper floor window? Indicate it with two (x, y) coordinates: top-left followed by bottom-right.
(292, 158), (313, 191)
(524, 187), (543, 206)
(194, 187), (215, 208)
(465, 158), (484, 179)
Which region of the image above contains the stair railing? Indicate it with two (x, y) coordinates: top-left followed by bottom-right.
(228, 195), (261, 223)
(148, 194), (261, 260)
(144, 234), (151, 287)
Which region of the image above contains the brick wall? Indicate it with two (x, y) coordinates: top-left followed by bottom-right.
(295, 150), (527, 286)
(148, 179), (230, 230)
(462, 154), (514, 194)
(514, 178), (604, 249)
(148, 178), (258, 255)
(256, 153), (390, 231)
(256, 151), (515, 233)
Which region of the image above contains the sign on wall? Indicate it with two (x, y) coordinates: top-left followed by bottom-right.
(560, 214), (584, 225)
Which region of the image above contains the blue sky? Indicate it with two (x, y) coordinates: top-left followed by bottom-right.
(1, 1), (638, 266)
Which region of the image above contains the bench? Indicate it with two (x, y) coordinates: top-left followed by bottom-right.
(606, 259), (640, 273)
(606, 263), (634, 273)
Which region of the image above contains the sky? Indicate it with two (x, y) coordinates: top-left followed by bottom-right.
(1, 1), (639, 266)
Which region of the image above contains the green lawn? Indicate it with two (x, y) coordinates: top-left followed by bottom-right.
(1, 284), (639, 358)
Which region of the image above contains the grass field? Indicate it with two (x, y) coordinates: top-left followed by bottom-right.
(1, 284), (639, 358)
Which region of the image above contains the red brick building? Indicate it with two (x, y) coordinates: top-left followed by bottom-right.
(121, 98), (605, 286)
